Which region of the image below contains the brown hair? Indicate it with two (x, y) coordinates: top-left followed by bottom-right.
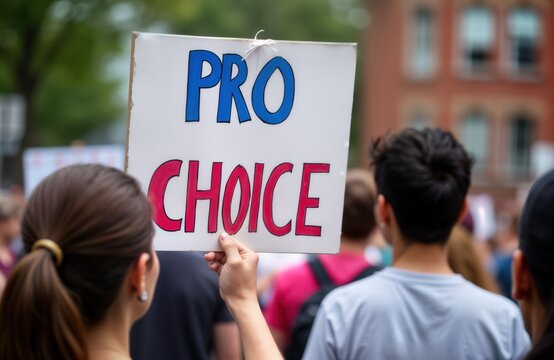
(0, 164), (153, 360)
(342, 169), (377, 240)
(447, 226), (498, 293)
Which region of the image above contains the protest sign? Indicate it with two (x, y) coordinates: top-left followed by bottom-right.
(126, 32), (356, 253)
(23, 145), (125, 196)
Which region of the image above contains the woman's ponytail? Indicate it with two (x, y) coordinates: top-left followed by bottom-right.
(0, 250), (87, 360)
(0, 164), (153, 360)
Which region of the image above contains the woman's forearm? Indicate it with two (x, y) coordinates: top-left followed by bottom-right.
(228, 298), (283, 360)
(205, 234), (283, 360)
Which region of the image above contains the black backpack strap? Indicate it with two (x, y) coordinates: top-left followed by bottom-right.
(353, 264), (383, 282)
(307, 257), (334, 287)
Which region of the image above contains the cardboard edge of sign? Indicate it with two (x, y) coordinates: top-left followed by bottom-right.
(124, 32), (138, 174)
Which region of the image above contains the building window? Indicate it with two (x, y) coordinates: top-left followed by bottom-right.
(410, 7), (436, 78)
(461, 112), (488, 173)
(460, 6), (495, 73)
(510, 115), (533, 177)
(508, 7), (540, 74)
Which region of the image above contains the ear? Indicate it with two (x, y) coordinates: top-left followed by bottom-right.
(375, 194), (390, 228)
(456, 198), (469, 224)
(130, 252), (152, 296)
(512, 250), (533, 301)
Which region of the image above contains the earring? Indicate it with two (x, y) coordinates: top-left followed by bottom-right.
(138, 290), (148, 302)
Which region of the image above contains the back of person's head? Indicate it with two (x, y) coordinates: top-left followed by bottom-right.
(370, 128), (472, 244)
(0, 164), (154, 360)
(518, 169), (554, 359)
(0, 195), (20, 242)
(0, 195), (18, 221)
(447, 226), (498, 293)
(341, 169), (377, 241)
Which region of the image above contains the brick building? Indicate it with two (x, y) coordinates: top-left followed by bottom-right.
(362, 0), (554, 209)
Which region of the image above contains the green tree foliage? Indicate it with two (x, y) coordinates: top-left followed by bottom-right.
(0, 0), (125, 147)
(142, 0), (365, 41)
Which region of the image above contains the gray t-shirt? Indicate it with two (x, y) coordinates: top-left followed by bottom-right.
(304, 268), (530, 360)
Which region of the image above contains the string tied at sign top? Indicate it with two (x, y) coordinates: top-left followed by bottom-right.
(243, 30), (277, 61)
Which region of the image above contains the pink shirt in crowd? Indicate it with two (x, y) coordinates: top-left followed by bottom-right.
(263, 253), (371, 342)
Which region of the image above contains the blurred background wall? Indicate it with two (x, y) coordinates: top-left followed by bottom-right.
(362, 0), (554, 213)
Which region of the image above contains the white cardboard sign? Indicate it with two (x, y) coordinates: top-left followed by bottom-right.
(126, 32), (356, 253)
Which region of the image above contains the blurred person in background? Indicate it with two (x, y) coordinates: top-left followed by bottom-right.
(257, 252), (307, 307)
(130, 252), (241, 360)
(304, 128), (530, 359)
(364, 229), (393, 267)
(7, 186), (26, 260)
(7, 185), (25, 213)
(0, 195), (21, 292)
(513, 169), (554, 359)
(447, 225), (499, 293)
(264, 168), (379, 355)
(492, 214), (520, 300)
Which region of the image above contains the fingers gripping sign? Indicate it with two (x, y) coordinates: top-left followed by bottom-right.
(205, 233), (259, 305)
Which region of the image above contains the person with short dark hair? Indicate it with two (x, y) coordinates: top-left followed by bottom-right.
(263, 169), (378, 354)
(304, 128), (530, 359)
(513, 169), (554, 359)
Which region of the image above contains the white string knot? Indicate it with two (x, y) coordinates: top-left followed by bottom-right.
(243, 30), (277, 61)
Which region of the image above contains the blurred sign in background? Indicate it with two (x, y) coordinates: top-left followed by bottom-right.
(23, 144), (124, 196)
